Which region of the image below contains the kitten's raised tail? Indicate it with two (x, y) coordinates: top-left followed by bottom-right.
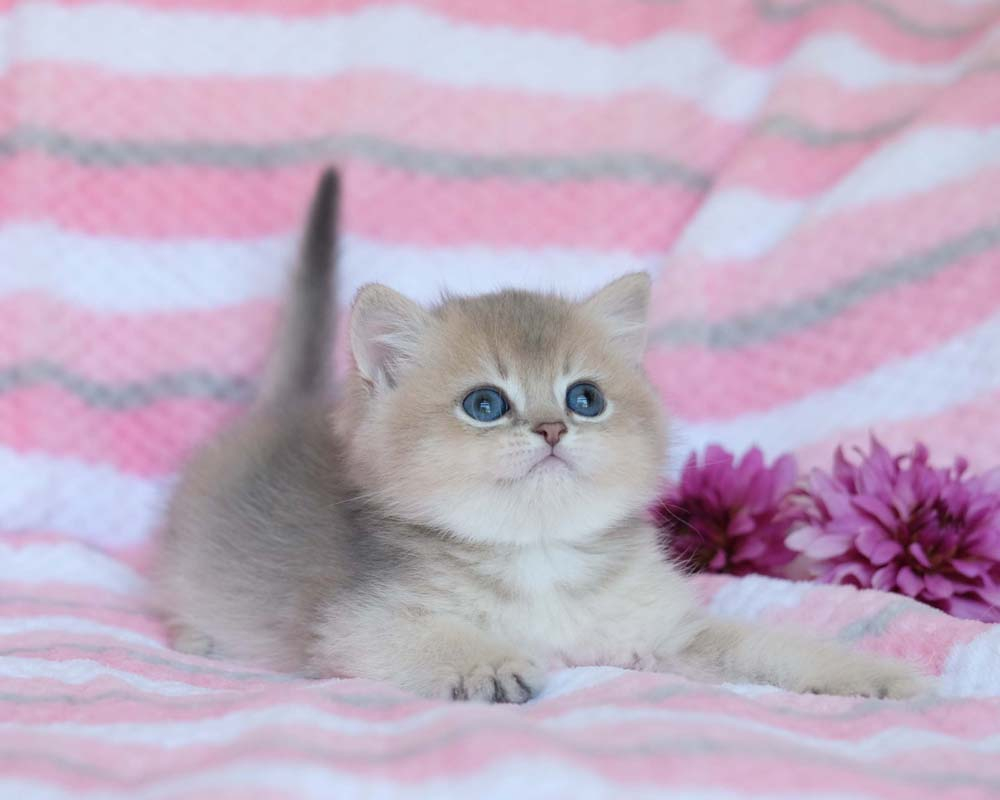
(258, 168), (340, 406)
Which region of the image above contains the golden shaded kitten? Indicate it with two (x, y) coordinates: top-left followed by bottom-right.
(156, 169), (925, 702)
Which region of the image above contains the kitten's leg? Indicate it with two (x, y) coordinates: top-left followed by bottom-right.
(671, 616), (926, 699)
(314, 613), (544, 703)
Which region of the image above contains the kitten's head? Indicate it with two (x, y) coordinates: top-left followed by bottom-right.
(340, 274), (667, 545)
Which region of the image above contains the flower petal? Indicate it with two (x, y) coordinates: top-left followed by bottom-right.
(923, 573), (955, 600)
(728, 509), (756, 536)
(851, 495), (898, 531)
(732, 537), (767, 561)
(897, 567), (924, 597)
(868, 540), (904, 567)
(908, 542), (933, 569)
(804, 534), (853, 559)
(951, 558), (989, 578)
(827, 561), (874, 587)
(771, 454), (798, 494)
(785, 526), (819, 550)
(942, 595), (1000, 623)
(872, 564), (899, 591)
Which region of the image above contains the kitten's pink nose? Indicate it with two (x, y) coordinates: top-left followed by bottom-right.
(533, 422), (567, 446)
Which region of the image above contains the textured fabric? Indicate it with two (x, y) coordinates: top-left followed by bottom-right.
(1, 1), (1000, 797)
(3, 545), (1000, 799)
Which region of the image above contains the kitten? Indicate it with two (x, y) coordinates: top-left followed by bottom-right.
(156, 169), (925, 702)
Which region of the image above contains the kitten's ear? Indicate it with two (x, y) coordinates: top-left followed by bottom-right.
(350, 284), (431, 388)
(582, 272), (651, 362)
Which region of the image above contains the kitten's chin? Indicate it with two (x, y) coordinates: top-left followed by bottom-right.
(419, 481), (646, 546)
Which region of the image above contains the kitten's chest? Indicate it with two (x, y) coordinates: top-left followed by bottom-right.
(469, 543), (672, 667)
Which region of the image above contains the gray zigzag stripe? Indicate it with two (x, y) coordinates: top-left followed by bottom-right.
(0, 126), (712, 187)
(756, 0), (989, 38)
(757, 113), (914, 146)
(3, 109), (964, 180)
(652, 223), (1000, 347)
(0, 361), (254, 409)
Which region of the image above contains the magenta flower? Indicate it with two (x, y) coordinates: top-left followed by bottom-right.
(788, 438), (1000, 623)
(653, 445), (801, 577)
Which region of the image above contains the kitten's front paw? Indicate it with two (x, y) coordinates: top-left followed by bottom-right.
(436, 657), (544, 704)
(800, 655), (928, 700)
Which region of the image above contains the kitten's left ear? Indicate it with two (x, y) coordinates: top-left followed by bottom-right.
(582, 272), (651, 362)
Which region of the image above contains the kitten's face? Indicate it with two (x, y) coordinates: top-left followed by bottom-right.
(344, 275), (667, 545)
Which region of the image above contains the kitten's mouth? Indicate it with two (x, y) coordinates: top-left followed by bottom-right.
(528, 453), (570, 475)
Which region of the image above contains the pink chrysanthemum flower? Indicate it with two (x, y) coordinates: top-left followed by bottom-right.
(652, 445), (801, 577)
(788, 438), (1000, 623)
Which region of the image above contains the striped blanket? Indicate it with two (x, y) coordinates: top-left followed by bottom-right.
(2, 1), (999, 797)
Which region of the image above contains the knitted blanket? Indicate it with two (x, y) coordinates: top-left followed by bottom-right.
(1, 1), (999, 797)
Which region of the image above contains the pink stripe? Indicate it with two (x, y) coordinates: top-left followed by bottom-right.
(6, 649), (997, 739)
(0, 294), (273, 378)
(4, 723), (999, 795)
(8, 68), (998, 158)
(0, 609), (166, 641)
(1, 643), (286, 691)
(0, 389), (239, 476)
(671, 168), (1000, 321)
(766, 590), (982, 675)
(719, 134), (891, 197)
(4, 65), (741, 166)
(795, 388), (1000, 473)
(650, 251), (1000, 419)
(0, 156), (702, 248)
(1, 585), (161, 620)
(767, 70), (1000, 130)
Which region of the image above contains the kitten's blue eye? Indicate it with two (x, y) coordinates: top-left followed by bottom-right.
(566, 382), (605, 417)
(462, 387), (509, 422)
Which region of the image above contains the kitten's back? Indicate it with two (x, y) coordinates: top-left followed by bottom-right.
(155, 169), (363, 670)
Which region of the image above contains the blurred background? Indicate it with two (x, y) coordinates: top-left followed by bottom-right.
(1, 0), (998, 562)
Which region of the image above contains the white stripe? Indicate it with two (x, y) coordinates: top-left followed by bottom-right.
(0, 224), (291, 313)
(0, 223), (658, 313)
(0, 657), (215, 696)
(0, 448), (172, 548)
(675, 126), (1000, 263)
(342, 239), (658, 304)
(4, 6), (986, 119)
(0, 616), (163, 649)
(818, 127), (1000, 214)
(707, 575), (813, 620)
(3, 5), (770, 119)
(0, 768), (863, 800)
(939, 627), (1000, 698)
(673, 190), (805, 262)
(674, 310), (1000, 462)
(0, 541), (144, 593)
(783, 32), (971, 88)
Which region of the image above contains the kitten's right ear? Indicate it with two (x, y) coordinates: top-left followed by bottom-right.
(350, 284), (431, 389)
(582, 272), (652, 363)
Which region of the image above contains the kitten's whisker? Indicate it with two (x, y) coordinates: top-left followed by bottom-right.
(655, 502), (707, 542)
